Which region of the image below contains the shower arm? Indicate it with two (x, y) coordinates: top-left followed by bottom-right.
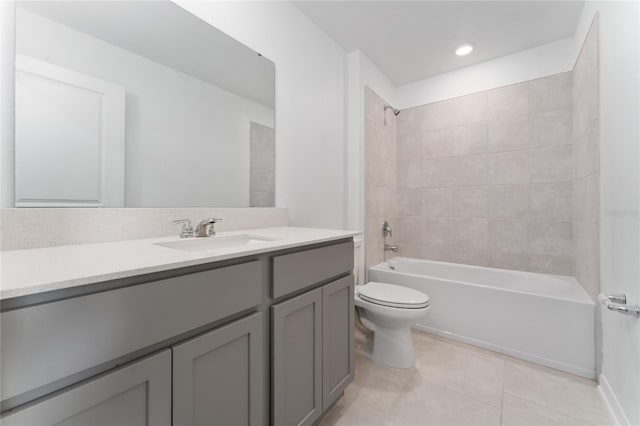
(383, 105), (400, 126)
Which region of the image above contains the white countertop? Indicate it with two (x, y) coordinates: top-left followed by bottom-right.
(0, 227), (360, 300)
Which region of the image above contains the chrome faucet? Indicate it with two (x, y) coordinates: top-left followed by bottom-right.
(172, 219), (195, 238)
(195, 217), (223, 237)
(384, 244), (399, 253)
(382, 221), (398, 253)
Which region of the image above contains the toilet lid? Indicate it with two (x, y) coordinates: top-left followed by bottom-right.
(358, 282), (430, 309)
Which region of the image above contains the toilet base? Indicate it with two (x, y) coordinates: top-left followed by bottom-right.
(367, 326), (416, 369)
(354, 285), (429, 370)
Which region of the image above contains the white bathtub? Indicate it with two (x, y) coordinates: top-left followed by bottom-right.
(368, 257), (596, 379)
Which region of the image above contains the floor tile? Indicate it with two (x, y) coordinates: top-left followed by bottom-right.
(383, 374), (501, 426)
(323, 331), (611, 426)
(319, 354), (412, 426)
(503, 359), (610, 425)
(354, 353), (414, 391)
(413, 331), (505, 408)
(502, 393), (593, 426)
(319, 382), (395, 426)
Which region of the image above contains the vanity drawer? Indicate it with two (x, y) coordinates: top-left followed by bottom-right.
(1, 260), (262, 404)
(271, 241), (353, 298)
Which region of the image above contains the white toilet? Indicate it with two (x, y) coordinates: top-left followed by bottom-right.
(355, 282), (430, 369)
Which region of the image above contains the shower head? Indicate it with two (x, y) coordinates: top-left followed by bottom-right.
(383, 104), (401, 125)
(384, 105), (401, 116)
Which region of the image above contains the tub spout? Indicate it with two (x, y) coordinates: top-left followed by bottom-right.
(384, 244), (398, 253)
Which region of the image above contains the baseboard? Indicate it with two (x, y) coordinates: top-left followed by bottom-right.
(413, 324), (596, 380)
(598, 374), (631, 426)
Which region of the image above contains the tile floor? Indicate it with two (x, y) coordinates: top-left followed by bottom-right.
(320, 330), (611, 426)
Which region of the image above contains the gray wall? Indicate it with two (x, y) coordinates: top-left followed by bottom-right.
(572, 16), (599, 300)
(364, 87), (397, 268)
(364, 37), (601, 300)
(390, 73), (574, 275)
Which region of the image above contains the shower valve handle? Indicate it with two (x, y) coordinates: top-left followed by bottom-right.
(382, 221), (392, 238)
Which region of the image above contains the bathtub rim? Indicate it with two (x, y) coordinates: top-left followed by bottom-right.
(369, 257), (594, 305)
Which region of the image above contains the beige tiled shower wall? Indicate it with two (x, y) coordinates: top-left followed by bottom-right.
(394, 73), (575, 274)
(364, 87), (397, 268)
(572, 16), (600, 300)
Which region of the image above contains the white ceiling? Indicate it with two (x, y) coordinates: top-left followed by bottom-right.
(18, 1), (275, 107)
(295, 1), (584, 85)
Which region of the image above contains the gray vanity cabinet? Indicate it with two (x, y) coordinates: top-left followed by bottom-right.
(271, 276), (355, 426)
(1, 238), (355, 425)
(322, 276), (355, 411)
(172, 313), (264, 426)
(272, 288), (323, 426)
(1, 350), (171, 426)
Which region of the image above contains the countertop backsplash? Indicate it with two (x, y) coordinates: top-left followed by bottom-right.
(0, 208), (288, 250)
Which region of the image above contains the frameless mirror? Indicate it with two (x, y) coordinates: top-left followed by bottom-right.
(12, 1), (275, 208)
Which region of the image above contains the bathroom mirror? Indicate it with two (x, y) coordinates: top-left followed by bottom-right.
(11, 1), (275, 208)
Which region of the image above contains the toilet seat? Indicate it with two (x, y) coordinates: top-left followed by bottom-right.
(358, 282), (430, 309)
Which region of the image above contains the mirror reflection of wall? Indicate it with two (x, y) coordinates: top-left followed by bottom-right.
(249, 122), (275, 207)
(12, 1), (275, 208)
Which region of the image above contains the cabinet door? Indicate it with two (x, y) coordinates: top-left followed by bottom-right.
(1, 350), (171, 426)
(272, 288), (322, 426)
(172, 313), (263, 426)
(322, 275), (355, 410)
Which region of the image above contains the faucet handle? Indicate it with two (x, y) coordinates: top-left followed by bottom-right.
(171, 219), (195, 238)
(382, 221), (392, 238)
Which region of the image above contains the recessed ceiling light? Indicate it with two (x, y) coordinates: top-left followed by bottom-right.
(455, 43), (474, 56)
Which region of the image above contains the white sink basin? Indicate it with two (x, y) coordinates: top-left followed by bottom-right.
(155, 234), (281, 252)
